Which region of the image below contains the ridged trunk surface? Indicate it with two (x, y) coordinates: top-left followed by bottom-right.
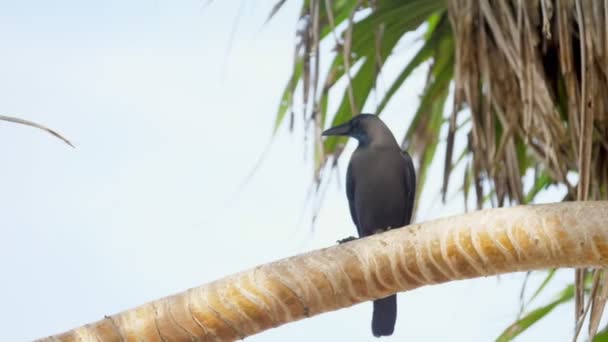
(37, 201), (608, 341)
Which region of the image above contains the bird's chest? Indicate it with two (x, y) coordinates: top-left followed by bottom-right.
(350, 149), (402, 182)
(349, 150), (406, 233)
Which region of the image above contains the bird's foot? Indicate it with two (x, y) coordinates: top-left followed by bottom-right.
(373, 226), (394, 234)
(337, 236), (358, 244)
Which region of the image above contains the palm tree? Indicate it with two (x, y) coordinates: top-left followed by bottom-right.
(271, 0), (608, 339)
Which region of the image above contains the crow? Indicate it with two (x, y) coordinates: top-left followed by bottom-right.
(322, 114), (416, 337)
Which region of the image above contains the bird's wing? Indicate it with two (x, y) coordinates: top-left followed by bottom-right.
(346, 162), (362, 237)
(401, 151), (417, 224)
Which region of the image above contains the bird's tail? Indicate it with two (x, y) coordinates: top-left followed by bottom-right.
(372, 294), (397, 337)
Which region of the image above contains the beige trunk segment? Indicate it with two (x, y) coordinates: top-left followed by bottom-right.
(38, 201), (608, 341)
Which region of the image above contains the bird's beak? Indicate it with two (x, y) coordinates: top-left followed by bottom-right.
(322, 122), (351, 137)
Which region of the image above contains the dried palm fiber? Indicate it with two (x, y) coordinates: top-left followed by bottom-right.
(447, 0), (608, 338)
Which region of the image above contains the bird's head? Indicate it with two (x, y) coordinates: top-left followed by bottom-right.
(322, 114), (397, 147)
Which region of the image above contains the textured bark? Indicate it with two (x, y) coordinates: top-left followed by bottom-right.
(38, 201), (608, 341)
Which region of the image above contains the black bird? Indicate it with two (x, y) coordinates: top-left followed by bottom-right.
(322, 114), (416, 337)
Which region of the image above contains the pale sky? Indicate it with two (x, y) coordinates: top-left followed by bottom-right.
(0, 1), (586, 341)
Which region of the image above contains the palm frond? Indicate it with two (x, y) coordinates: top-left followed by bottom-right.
(0, 115), (74, 147)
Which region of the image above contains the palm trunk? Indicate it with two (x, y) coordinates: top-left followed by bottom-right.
(39, 201), (608, 341)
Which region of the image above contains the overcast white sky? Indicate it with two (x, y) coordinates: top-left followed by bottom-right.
(0, 1), (587, 341)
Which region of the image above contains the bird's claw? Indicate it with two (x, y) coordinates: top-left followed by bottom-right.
(373, 226), (393, 234)
(337, 236), (358, 244)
